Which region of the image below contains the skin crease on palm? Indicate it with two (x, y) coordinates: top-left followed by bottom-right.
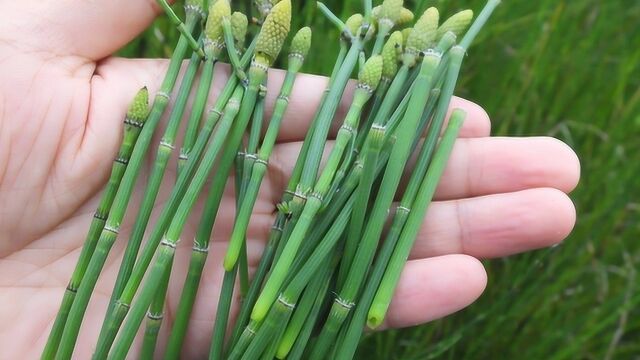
(0, 0), (580, 358)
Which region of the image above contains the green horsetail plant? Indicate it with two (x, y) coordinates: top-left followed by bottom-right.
(138, 10), (250, 359)
(368, 109), (466, 327)
(139, 266), (172, 359)
(248, 55), (383, 323)
(96, 45), (203, 359)
(309, 51), (442, 360)
(366, 0), (502, 328)
(179, 0), (233, 175)
(260, 11), (353, 267)
(370, 0), (405, 55)
(336, 9), (440, 285)
(213, 26), (311, 346)
(41, 87), (149, 359)
(106, 3), (291, 357)
(142, 10), (248, 358)
(249, 10), (372, 296)
(51, 6), (204, 358)
(358, 30), (403, 144)
(227, 197), (355, 360)
(224, 28), (313, 272)
(334, 43), (465, 360)
(95, 55), (255, 360)
(107, 85), (245, 359)
(289, 5), (372, 215)
(156, 0), (206, 58)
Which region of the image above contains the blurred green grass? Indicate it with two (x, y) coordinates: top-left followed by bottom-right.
(121, 0), (640, 358)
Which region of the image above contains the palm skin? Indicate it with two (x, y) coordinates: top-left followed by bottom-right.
(0, 1), (580, 358)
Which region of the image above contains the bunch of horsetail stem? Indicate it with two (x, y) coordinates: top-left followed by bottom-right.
(45, 2), (206, 358)
(41, 86), (150, 360)
(42, 0), (501, 358)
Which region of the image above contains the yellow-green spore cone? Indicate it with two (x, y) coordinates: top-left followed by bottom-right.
(126, 87), (149, 122)
(345, 13), (363, 37)
(290, 27), (312, 59)
(401, 27), (412, 46)
(204, 0), (231, 55)
(357, 55), (383, 92)
(437, 9), (474, 40)
(397, 8), (414, 26)
(404, 7), (439, 66)
(230, 11), (248, 45)
(381, 31), (403, 80)
(378, 0), (403, 25)
(254, 0), (291, 66)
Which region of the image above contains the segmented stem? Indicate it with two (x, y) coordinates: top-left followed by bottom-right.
(53, 15), (199, 359)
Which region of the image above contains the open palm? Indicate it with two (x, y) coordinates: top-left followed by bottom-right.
(0, 1), (580, 358)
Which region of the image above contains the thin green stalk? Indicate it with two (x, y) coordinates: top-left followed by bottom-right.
(208, 265), (239, 360)
(317, 2), (351, 36)
(336, 63), (411, 287)
(167, 63), (272, 359)
(229, 197), (353, 359)
(95, 76), (241, 358)
(106, 81), (249, 358)
(156, 0), (205, 58)
(99, 9), (258, 349)
(224, 46), (308, 272)
(41, 87), (149, 359)
(94, 15), (243, 359)
(368, 109), (466, 327)
(280, 270), (332, 360)
(334, 58), (459, 359)
(53, 14), (200, 359)
(178, 56), (217, 175)
(228, 217), (284, 348)
(297, 29), (366, 199)
(239, 95), (265, 296)
(248, 56), (382, 322)
(139, 266), (171, 359)
(309, 53), (442, 359)
(93, 46), (203, 359)
(108, 0), (292, 343)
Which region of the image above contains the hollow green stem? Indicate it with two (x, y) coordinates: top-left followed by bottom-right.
(459, 0), (501, 50)
(99, 42), (258, 354)
(279, 270), (331, 360)
(208, 265), (239, 360)
(42, 87), (149, 360)
(93, 46), (203, 360)
(249, 84), (373, 322)
(54, 15), (199, 359)
(309, 53), (442, 359)
(317, 2), (350, 36)
(107, 85), (246, 358)
(178, 58), (217, 176)
(109, 62), (267, 357)
(229, 217), (284, 348)
(224, 55), (303, 272)
(297, 36), (364, 197)
(222, 16), (248, 81)
(139, 266), (171, 359)
(368, 109), (465, 328)
(156, 0), (205, 58)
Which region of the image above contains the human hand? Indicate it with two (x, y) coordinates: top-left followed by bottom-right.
(0, 1), (580, 358)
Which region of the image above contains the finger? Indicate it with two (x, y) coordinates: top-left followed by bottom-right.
(262, 137), (579, 207)
(92, 58), (490, 143)
(7, 0), (171, 60)
(381, 254), (486, 329)
(410, 188), (576, 259)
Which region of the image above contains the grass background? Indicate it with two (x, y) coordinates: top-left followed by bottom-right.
(121, 0), (640, 358)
